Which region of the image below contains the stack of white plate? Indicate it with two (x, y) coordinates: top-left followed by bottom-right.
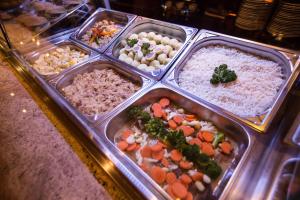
(235, 0), (274, 31)
(267, 0), (300, 38)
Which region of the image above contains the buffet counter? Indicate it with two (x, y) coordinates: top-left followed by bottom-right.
(0, 2), (300, 200)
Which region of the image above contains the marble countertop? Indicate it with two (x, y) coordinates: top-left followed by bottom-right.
(0, 53), (128, 200)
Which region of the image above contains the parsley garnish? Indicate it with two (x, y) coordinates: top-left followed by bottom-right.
(210, 64), (237, 85)
(126, 38), (138, 47)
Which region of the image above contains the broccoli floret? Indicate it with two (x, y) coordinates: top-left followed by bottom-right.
(128, 106), (151, 123)
(144, 118), (165, 138)
(167, 130), (186, 149)
(212, 132), (225, 148)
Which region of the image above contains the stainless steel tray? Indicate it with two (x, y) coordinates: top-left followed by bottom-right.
(70, 7), (137, 53)
(95, 82), (252, 200)
(162, 29), (300, 133)
(105, 16), (198, 81)
(23, 38), (96, 81)
(49, 55), (154, 125)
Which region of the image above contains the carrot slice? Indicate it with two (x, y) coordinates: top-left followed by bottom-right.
(197, 131), (204, 141)
(159, 98), (170, 108)
(201, 142), (215, 156)
(171, 182), (188, 199)
(173, 115), (184, 124)
(178, 125), (195, 136)
(152, 149), (164, 161)
(140, 146), (152, 158)
(117, 141), (128, 151)
(150, 166), (166, 184)
(167, 184), (177, 199)
(166, 172), (177, 184)
(185, 192), (193, 200)
(161, 158), (169, 167)
(179, 161), (193, 169)
(162, 111), (168, 120)
(189, 138), (202, 148)
(135, 144), (141, 150)
(202, 131), (214, 143)
(179, 174), (192, 185)
(150, 142), (163, 152)
(152, 103), (163, 118)
(121, 129), (133, 140)
(170, 149), (183, 162)
(126, 143), (137, 152)
(168, 120), (177, 130)
(191, 172), (203, 181)
(219, 141), (233, 154)
(185, 114), (196, 122)
(151, 103), (162, 111)
(139, 162), (149, 172)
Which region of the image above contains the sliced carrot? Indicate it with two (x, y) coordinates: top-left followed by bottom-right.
(152, 149), (164, 161)
(152, 103), (163, 118)
(171, 182), (188, 199)
(197, 131), (204, 141)
(191, 171), (203, 181)
(202, 131), (214, 143)
(168, 119), (177, 130)
(173, 115), (184, 124)
(140, 146), (152, 158)
(139, 162), (149, 172)
(178, 125), (195, 136)
(126, 143), (137, 152)
(162, 111), (168, 120)
(166, 172), (177, 184)
(201, 142), (215, 157)
(185, 192), (193, 200)
(167, 184), (177, 199)
(189, 138), (202, 148)
(121, 129), (133, 140)
(159, 98), (170, 108)
(170, 149), (183, 162)
(179, 174), (192, 185)
(179, 161), (193, 170)
(219, 141), (233, 154)
(185, 114), (196, 122)
(150, 142), (163, 152)
(117, 141), (128, 151)
(151, 103), (162, 111)
(135, 144), (141, 150)
(150, 166), (166, 184)
(161, 158), (169, 167)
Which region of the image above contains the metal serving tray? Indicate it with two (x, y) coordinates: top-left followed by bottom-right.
(95, 82), (252, 200)
(70, 7), (137, 53)
(105, 16), (198, 81)
(162, 29), (300, 133)
(49, 55), (154, 125)
(23, 38), (95, 81)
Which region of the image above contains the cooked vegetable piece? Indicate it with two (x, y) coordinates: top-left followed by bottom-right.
(118, 141), (128, 151)
(121, 129), (133, 140)
(127, 38), (138, 47)
(171, 182), (188, 199)
(141, 146), (152, 158)
(152, 149), (164, 160)
(127, 143), (137, 151)
(202, 131), (214, 143)
(179, 161), (193, 169)
(168, 119), (177, 129)
(159, 98), (170, 108)
(178, 125), (195, 136)
(150, 166), (166, 184)
(173, 115), (184, 124)
(212, 132), (225, 148)
(219, 141), (233, 154)
(180, 174), (192, 185)
(166, 172), (177, 184)
(210, 64), (237, 85)
(170, 149), (183, 162)
(201, 142), (215, 157)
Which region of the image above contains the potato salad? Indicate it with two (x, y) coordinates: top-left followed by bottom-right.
(118, 32), (183, 72)
(32, 46), (89, 75)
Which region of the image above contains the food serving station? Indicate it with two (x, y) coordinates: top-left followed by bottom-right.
(0, 1), (300, 200)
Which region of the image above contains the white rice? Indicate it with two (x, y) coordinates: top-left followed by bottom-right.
(178, 46), (285, 116)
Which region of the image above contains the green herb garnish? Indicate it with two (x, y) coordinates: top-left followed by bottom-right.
(141, 42), (151, 55)
(128, 106), (223, 179)
(210, 64), (237, 85)
(126, 38), (138, 47)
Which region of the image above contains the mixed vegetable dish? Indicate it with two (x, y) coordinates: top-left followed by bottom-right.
(115, 97), (235, 199)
